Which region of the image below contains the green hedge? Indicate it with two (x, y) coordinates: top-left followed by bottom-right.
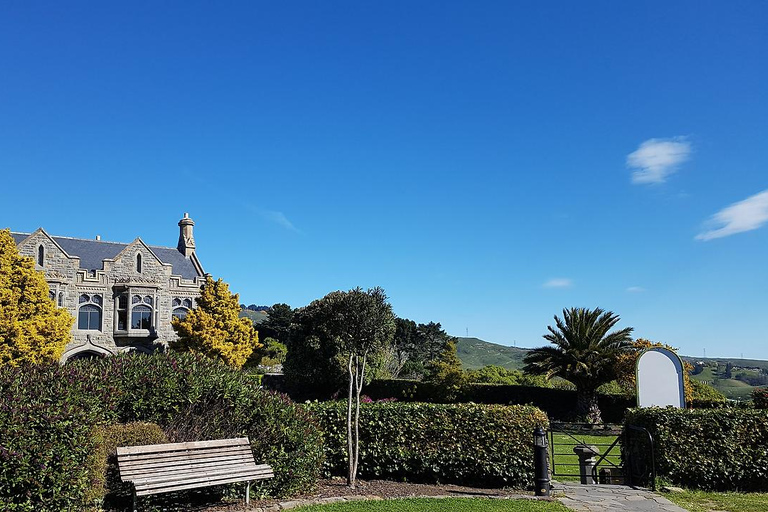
(753, 388), (768, 409)
(0, 353), (324, 511)
(0, 363), (117, 512)
(364, 379), (634, 422)
(624, 408), (768, 491)
(306, 401), (548, 488)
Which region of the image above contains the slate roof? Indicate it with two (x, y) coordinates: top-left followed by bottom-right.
(11, 232), (201, 280)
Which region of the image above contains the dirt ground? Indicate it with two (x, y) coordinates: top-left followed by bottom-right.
(118, 478), (531, 511)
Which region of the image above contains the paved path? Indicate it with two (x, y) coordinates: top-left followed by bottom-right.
(553, 482), (688, 512)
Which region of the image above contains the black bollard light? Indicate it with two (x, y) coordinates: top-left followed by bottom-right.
(533, 426), (551, 496)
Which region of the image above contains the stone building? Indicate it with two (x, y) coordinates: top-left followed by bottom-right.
(11, 214), (206, 362)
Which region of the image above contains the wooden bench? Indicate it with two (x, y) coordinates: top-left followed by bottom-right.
(117, 437), (273, 511)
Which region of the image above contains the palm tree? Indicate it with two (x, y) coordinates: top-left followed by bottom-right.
(523, 307), (634, 423)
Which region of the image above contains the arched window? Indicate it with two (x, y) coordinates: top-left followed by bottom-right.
(136, 253), (142, 273)
(172, 297), (193, 323)
(172, 308), (188, 321)
(37, 245), (44, 266)
(58, 292), (64, 307)
(131, 304), (152, 329)
(78, 294), (103, 330)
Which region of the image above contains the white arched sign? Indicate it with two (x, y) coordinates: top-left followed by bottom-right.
(636, 347), (686, 408)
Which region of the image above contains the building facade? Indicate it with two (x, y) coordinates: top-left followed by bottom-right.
(12, 214), (206, 362)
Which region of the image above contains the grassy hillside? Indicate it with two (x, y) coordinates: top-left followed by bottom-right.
(456, 337), (767, 400)
(455, 337), (530, 370)
(238, 309), (269, 324)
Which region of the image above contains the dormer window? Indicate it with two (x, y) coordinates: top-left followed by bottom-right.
(136, 253), (142, 273)
(37, 245), (44, 266)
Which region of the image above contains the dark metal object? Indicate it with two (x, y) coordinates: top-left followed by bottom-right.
(534, 426), (551, 496)
(625, 425), (656, 491)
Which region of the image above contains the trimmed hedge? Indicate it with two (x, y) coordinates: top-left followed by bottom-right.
(364, 379), (634, 422)
(0, 363), (116, 512)
(624, 408), (768, 491)
(306, 401), (548, 488)
(753, 388), (768, 409)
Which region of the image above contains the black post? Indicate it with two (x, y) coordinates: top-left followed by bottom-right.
(534, 426), (551, 496)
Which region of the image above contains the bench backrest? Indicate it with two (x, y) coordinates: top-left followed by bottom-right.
(117, 437), (270, 496)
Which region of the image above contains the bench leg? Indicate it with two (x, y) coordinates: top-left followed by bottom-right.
(246, 481), (251, 505)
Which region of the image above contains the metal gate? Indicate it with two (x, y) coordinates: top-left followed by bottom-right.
(548, 422), (624, 484)
(548, 422), (656, 489)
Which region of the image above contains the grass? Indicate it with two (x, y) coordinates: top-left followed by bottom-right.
(296, 498), (569, 512)
(548, 430), (622, 481)
(663, 489), (768, 512)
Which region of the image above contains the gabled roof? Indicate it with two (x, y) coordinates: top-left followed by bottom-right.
(11, 232), (202, 280)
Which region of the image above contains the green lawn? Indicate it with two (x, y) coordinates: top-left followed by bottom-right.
(549, 430), (622, 481)
(664, 489), (768, 512)
(296, 498), (568, 512)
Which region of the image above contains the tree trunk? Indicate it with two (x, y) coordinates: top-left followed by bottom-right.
(352, 352), (367, 487)
(577, 388), (602, 424)
(346, 354), (354, 487)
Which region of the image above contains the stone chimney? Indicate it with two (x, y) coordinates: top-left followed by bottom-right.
(177, 213), (196, 257)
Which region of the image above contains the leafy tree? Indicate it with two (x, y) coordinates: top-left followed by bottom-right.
(690, 379), (727, 403)
(523, 307), (633, 423)
(257, 303), (294, 344)
(391, 318), (455, 380)
(0, 229), (73, 365)
(424, 337), (467, 401)
(247, 336), (287, 369)
(171, 276), (260, 369)
(284, 287), (395, 487)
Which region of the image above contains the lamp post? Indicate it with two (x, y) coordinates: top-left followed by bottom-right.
(534, 426), (551, 496)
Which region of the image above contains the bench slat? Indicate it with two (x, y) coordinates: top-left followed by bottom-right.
(118, 445), (251, 463)
(117, 437), (250, 456)
(119, 452), (255, 474)
(121, 460), (261, 481)
(132, 465), (272, 487)
(135, 471), (272, 496)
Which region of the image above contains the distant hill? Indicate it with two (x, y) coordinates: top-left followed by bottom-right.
(239, 309), (269, 324)
(455, 337), (531, 370)
(455, 337), (768, 398)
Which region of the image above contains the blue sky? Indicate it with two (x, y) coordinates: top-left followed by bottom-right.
(1, 2), (766, 358)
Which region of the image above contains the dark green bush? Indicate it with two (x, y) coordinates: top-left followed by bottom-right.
(0, 363), (116, 511)
(88, 422), (168, 506)
(306, 401), (548, 488)
(624, 408), (768, 491)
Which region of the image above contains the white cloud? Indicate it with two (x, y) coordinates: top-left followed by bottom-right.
(627, 137), (691, 184)
(543, 278), (573, 289)
(626, 286), (646, 293)
(696, 189), (768, 241)
(263, 210), (300, 232)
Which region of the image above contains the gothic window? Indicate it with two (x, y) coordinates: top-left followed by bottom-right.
(172, 297), (193, 322)
(136, 253), (142, 273)
(78, 294), (102, 331)
(58, 292), (64, 307)
(49, 290), (56, 301)
(131, 305), (152, 329)
(172, 308), (188, 321)
(37, 245), (44, 266)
